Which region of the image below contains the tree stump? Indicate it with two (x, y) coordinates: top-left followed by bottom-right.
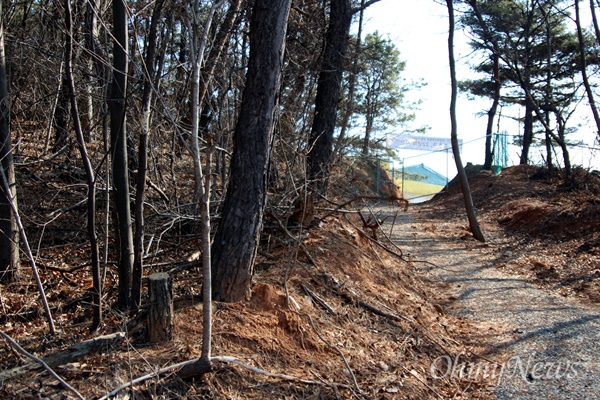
(147, 272), (173, 343)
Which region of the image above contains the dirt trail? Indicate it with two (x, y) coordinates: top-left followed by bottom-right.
(389, 205), (600, 399)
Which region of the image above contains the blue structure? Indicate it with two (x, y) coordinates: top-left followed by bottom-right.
(403, 163), (448, 186)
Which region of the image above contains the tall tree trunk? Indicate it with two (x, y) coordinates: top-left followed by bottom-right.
(211, 0), (291, 302)
(110, 0), (134, 310)
(465, 0), (501, 171)
(555, 113), (572, 176)
(53, 72), (71, 155)
(520, 95), (534, 165)
(0, 1), (19, 282)
(334, 0), (365, 159)
(519, 14), (535, 165)
(177, 139), (215, 379)
(84, 0), (111, 289)
(483, 53), (500, 170)
(544, 9), (553, 171)
(362, 109), (373, 155)
(578, 0), (600, 141)
(132, 0), (165, 312)
(447, 0), (485, 243)
(63, 0), (102, 331)
(307, 0), (353, 195)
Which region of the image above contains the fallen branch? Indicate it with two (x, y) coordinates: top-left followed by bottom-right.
(399, 364), (445, 399)
(0, 332), (125, 379)
(344, 214), (405, 259)
(167, 259), (201, 274)
(0, 330), (85, 400)
(42, 331), (125, 367)
(357, 210), (390, 241)
(99, 355), (334, 400)
(302, 284), (337, 316)
(315, 195), (408, 226)
(333, 285), (413, 324)
(362, 204), (407, 257)
(147, 178), (170, 203)
(39, 261), (90, 274)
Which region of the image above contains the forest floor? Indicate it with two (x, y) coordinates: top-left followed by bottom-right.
(1, 163), (599, 399)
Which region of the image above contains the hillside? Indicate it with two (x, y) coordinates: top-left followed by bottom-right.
(2, 162), (599, 398)
(428, 164), (600, 304)
(0, 161), (494, 399)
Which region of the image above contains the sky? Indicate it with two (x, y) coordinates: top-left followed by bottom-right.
(362, 0), (600, 179)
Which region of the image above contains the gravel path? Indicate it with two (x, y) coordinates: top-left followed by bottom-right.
(389, 206), (600, 399)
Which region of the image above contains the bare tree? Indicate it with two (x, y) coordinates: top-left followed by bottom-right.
(63, 0), (102, 330)
(447, 0), (485, 243)
(110, 0), (134, 310)
(132, 0), (165, 313)
(189, 0), (225, 211)
(0, 1), (19, 282)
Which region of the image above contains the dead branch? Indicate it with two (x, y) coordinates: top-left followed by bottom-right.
(0, 332), (125, 380)
(335, 286), (412, 324)
(99, 355), (338, 400)
(362, 204), (408, 258)
(167, 259), (202, 274)
(357, 210), (390, 240)
(399, 364), (445, 399)
(147, 178), (170, 203)
(0, 330), (85, 400)
(315, 195), (408, 225)
(344, 214), (405, 259)
(39, 262), (90, 274)
(302, 284), (337, 316)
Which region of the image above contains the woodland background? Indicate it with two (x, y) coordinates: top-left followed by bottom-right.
(1, 0), (600, 398)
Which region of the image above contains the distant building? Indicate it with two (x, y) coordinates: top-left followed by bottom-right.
(402, 163), (448, 186)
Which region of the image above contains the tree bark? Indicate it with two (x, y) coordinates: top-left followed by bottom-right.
(483, 53), (500, 170)
(334, 0), (365, 159)
(447, 0), (485, 243)
(110, 0), (134, 310)
(147, 273), (174, 343)
(0, 1), (19, 282)
(307, 0), (353, 195)
(211, 0), (291, 302)
(519, 13), (535, 165)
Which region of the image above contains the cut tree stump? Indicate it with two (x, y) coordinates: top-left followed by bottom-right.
(147, 272), (174, 343)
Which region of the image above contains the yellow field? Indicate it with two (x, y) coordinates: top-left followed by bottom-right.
(397, 179), (445, 201)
